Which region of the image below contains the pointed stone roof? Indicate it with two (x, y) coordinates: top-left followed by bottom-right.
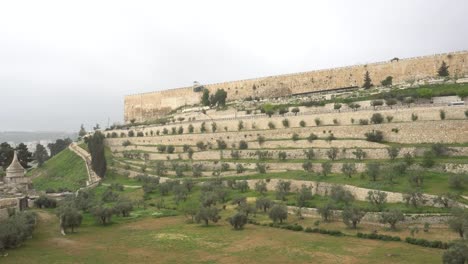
(6, 151), (25, 175)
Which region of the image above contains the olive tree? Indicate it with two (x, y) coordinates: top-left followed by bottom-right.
(269, 204), (288, 223)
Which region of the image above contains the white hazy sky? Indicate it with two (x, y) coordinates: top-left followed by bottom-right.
(1, 0), (467, 132)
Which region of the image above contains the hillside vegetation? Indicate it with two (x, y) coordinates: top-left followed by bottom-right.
(29, 148), (88, 192)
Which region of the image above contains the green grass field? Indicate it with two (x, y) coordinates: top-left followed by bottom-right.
(29, 149), (88, 191)
(2, 210), (444, 264)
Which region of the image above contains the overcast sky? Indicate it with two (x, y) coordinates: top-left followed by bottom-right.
(1, 0), (467, 132)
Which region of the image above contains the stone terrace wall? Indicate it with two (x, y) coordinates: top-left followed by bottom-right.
(125, 50), (468, 122)
(106, 119), (468, 147)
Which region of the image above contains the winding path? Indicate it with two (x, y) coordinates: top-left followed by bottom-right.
(69, 142), (101, 187)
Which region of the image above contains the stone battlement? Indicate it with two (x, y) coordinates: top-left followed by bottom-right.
(125, 50), (468, 122)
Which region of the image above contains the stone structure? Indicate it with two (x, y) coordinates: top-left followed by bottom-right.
(0, 152), (32, 220)
(4, 152), (30, 190)
(125, 50), (468, 122)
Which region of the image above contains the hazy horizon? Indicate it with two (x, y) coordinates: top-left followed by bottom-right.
(1, 0), (468, 132)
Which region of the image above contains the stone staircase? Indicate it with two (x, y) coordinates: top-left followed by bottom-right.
(69, 143), (101, 186)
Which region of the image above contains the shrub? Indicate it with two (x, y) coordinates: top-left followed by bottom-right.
(370, 113), (384, 124)
(231, 150), (240, 159)
(448, 174), (467, 189)
(236, 164), (245, 174)
(386, 146), (400, 160)
(200, 122), (207, 133)
(330, 185), (354, 205)
(291, 133), (300, 141)
(195, 141), (205, 151)
(91, 205), (115, 225)
(380, 209), (405, 230)
(282, 119), (290, 128)
(216, 139), (227, 150)
(302, 161), (313, 173)
(34, 195), (57, 208)
(192, 163), (203, 177)
(321, 162), (332, 177)
(268, 204), (288, 223)
(304, 149), (315, 160)
(342, 206), (365, 228)
(405, 237), (448, 249)
(307, 133), (318, 142)
(291, 107), (300, 115)
(256, 163), (267, 174)
(268, 122), (276, 129)
(122, 140), (131, 147)
(370, 100), (383, 109)
(381, 76), (393, 86)
(357, 232), (401, 241)
(0, 211), (37, 251)
(326, 147), (338, 161)
(167, 145), (175, 154)
(352, 148), (366, 160)
(305, 228), (344, 236)
(359, 119), (369, 125)
(278, 151), (287, 160)
(341, 163), (356, 178)
(386, 115), (393, 122)
(238, 120), (244, 131)
(299, 120), (306, 127)
(365, 130), (383, 142)
(317, 203), (334, 222)
(239, 140), (248, 150)
(314, 118), (321, 126)
(334, 103), (342, 111)
(440, 110), (446, 120)
(366, 190), (387, 211)
(257, 135), (266, 145)
(411, 113), (418, 121)
(420, 150), (435, 168)
(275, 180), (291, 201)
(229, 213), (248, 230)
(385, 98), (397, 108)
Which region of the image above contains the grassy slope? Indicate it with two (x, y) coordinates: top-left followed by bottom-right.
(3, 210), (443, 264)
(30, 148), (88, 191)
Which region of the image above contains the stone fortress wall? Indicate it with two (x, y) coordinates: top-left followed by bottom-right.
(124, 50), (468, 122)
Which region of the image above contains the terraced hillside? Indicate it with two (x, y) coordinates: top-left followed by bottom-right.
(101, 85), (468, 219)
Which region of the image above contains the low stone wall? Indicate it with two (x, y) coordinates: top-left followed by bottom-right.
(244, 178), (466, 208)
(289, 206), (452, 225)
(0, 197), (19, 220)
(106, 119), (468, 147)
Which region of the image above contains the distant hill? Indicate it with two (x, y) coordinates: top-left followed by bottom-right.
(0, 131), (77, 144)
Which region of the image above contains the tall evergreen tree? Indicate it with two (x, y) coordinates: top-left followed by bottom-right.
(79, 124), (87, 137)
(201, 89), (210, 106)
(47, 138), (73, 157)
(438, 61), (450, 77)
(0, 142), (14, 169)
(363, 71), (373, 89)
(34, 143), (49, 167)
(88, 131), (107, 178)
(16, 143), (33, 169)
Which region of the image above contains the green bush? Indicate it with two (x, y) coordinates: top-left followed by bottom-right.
(405, 237), (448, 249)
(304, 228), (344, 236)
(356, 232), (401, 241)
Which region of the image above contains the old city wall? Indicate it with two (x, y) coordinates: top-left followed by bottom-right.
(124, 51), (468, 122)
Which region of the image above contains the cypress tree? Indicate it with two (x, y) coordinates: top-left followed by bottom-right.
(438, 61), (449, 77)
(88, 131), (107, 178)
(363, 71), (373, 89)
